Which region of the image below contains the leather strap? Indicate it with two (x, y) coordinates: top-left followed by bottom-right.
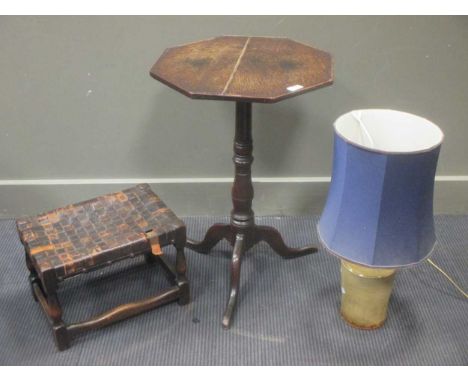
(145, 230), (163, 256)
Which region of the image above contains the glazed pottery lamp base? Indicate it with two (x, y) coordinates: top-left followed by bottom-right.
(318, 109), (444, 329)
(340, 260), (396, 329)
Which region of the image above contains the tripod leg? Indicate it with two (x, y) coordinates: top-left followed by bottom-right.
(187, 223), (231, 254)
(222, 233), (245, 329)
(255, 225), (317, 259)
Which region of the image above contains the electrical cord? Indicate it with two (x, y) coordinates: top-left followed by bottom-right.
(427, 258), (468, 299)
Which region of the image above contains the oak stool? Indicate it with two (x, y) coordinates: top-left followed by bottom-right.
(16, 184), (189, 350)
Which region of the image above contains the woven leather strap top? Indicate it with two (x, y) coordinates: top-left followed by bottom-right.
(16, 184), (185, 280)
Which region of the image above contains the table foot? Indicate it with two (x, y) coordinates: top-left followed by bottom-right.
(222, 233), (245, 329)
(255, 225), (317, 259)
(186, 223), (231, 254)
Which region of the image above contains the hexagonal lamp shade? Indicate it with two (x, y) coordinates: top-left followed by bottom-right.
(150, 36), (333, 103)
(317, 109), (444, 268)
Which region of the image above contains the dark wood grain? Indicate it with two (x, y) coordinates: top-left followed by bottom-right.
(150, 36), (333, 103)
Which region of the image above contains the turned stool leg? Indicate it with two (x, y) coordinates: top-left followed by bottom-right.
(25, 250), (70, 350)
(175, 233), (190, 306)
(42, 277), (70, 351)
(48, 293), (70, 351)
(145, 251), (157, 265)
(25, 252), (39, 302)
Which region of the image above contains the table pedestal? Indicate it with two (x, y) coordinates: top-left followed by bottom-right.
(187, 102), (317, 328)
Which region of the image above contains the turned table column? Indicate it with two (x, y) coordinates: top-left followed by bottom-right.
(231, 102), (254, 237)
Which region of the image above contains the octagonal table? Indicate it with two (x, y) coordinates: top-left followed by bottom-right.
(150, 36), (333, 328)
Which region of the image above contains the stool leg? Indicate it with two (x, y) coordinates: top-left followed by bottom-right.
(145, 251), (157, 265)
(175, 243), (190, 306)
(25, 251), (39, 302)
(42, 277), (70, 351)
(29, 274), (39, 302)
(47, 293), (70, 351)
(52, 321), (70, 351)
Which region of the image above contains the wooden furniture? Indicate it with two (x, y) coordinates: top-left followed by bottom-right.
(16, 184), (189, 350)
(150, 36), (333, 328)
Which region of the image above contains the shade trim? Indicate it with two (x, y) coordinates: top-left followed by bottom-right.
(316, 223), (437, 269)
(334, 109), (444, 155)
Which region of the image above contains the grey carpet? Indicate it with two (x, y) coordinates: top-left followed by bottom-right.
(0, 215), (466, 365)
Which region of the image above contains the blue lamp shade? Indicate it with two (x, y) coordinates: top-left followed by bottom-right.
(318, 110), (444, 268)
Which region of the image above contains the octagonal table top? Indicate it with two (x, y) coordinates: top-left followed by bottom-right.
(150, 36), (333, 103)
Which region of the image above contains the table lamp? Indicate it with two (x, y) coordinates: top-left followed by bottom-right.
(317, 109), (444, 329)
